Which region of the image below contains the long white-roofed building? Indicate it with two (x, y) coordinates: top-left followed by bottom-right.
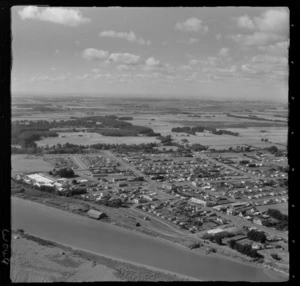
(26, 173), (54, 186)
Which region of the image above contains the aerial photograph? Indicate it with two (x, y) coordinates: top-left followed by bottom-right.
(10, 6), (289, 282)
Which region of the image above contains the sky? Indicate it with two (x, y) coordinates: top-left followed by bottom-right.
(11, 6), (289, 101)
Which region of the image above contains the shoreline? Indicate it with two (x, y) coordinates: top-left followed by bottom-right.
(12, 194), (289, 280)
(12, 230), (194, 281)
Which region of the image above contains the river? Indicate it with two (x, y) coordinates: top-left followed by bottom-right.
(11, 197), (284, 281)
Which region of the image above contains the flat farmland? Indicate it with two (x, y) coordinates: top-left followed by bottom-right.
(129, 114), (181, 135)
(14, 110), (96, 121)
(168, 112), (287, 129)
(36, 132), (159, 147)
(11, 155), (54, 174)
(226, 127), (287, 145)
(172, 131), (285, 150)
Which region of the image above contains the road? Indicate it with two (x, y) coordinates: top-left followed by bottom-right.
(103, 151), (172, 199)
(71, 155), (88, 170)
(200, 154), (263, 180)
(130, 206), (188, 236)
(104, 150), (288, 239)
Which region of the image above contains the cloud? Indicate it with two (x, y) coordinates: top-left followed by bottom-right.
(143, 57), (168, 72)
(82, 49), (140, 65)
(237, 15), (256, 29)
(82, 48), (109, 60)
(28, 73), (72, 83)
(257, 40), (289, 55)
(116, 64), (135, 71)
(18, 6), (90, 26)
(99, 30), (150, 45)
(229, 32), (285, 47)
(241, 54), (288, 79)
(189, 57), (222, 67)
(91, 68), (101, 73)
(232, 8), (289, 48)
(251, 54), (287, 65)
(145, 57), (161, 67)
(106, 53), (141, 65)
(237, 8), (289, 34)
(189, 59), (199, 66)
(187, 38), (200, 44)
(218, 47), (229, 57)
(175, 17), (208, 33)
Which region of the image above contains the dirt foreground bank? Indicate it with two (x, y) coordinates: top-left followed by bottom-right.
(10, 230), (192, 282)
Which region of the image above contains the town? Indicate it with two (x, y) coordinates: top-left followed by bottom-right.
(12, 142), (289, 274)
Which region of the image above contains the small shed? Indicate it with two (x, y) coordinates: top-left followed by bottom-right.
(87, 209), (106, 220)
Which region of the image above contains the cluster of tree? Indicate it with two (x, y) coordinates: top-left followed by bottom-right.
(11, 146), (41, 154)
(190, 143), (208, 151)
(118, 116), (133, 120)
(267, 209), (288, 221)
(227, 113), (285, 123)
(239, 160), (250, 165)
(271, 253), (281, 261)
(92, 128), (137, 136)
(91, 142), (158, 152)
(171, 126), (204, 135)
(38, 185), (56, 193)
(202, 231), (234, 245)
(52, 167), (75, 178)
(100, 198), (127, 208)
(264, 146), (284, 157)
(189, 242), (201, 249)
(13, 116), (158, 141)
(92, 126), (159, 137)
(263, 209), (288, 231)
(12, 124), (58, 148)
(171, 126), (238, 136)
(228, 240), (264, 259)
(278, 166), (288, 173)
(37, 184), (86, 197)
(261, 138), (269, 142)
(60, 188), (87, 197)
(158, 135), (174, 145)
(262, 220), (288, 231)
(217, 129), (239, 136)
(277, 178), (288, 187)
(48, 145), (86, 154)
(207, 128), (239, 136)
(247, 230), (267, 243)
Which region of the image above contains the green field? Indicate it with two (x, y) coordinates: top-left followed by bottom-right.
(36, 132), (159, 147)
(257, 203), (288, 215)
(11, 155), (54, 174)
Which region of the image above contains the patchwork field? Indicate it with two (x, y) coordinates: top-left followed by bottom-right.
(12, 97), (288, 151)
(171, 131), (286, 150)
(226, 127), (287, 145)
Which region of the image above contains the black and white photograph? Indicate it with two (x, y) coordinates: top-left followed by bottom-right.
(9, 5), (290, 282)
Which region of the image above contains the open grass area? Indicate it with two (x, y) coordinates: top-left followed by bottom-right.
(256, 203), (288, 215)
(36, 132), (159, 147)
(11, 155), (54, 174)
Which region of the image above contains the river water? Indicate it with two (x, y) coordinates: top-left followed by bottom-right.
(11, 197), (283, 281)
